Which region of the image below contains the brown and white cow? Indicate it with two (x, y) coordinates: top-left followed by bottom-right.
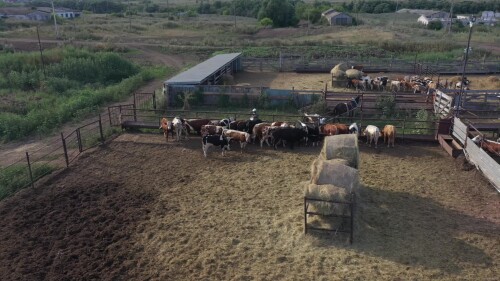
(252, 122), (271, 144)
(472, 135), (500, 155)
(260, 126), (280, 148)
(201, 124), (224, 137)
(382, 125), (396, 148)
(223, 129), (251, 153)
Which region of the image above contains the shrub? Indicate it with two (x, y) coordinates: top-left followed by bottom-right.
(427, 21), (443, 30)
(375, 95), (396, 118)
(260, 17), (273, 27)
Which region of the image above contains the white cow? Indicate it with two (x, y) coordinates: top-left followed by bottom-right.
(363, 125), (381, 148)
(172, 117), (189, 141)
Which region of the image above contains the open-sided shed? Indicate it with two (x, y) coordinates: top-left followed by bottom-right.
(163, 53), (242, 106)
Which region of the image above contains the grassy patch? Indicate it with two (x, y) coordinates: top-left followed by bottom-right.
(0, 164), (55, 200)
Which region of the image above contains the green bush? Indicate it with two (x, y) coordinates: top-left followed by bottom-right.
(375, 95), (396, 118)
(427, 21), (443, 30)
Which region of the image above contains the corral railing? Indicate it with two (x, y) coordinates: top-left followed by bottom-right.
(242, 55), (500, 74)
(452, 117), (500, 192)
(0, 114), (118, 200)
(436, 89), (500, 119)
(134, 92), (157, 110)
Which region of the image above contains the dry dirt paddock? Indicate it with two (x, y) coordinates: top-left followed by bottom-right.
(0, 134), (499, 280)
(233, 71), (500, 91)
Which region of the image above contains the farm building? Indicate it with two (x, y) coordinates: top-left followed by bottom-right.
(163, 53), (242, 106)
(322, 9), (352, 26)
(480, 11), (498, 25)
(417, 11), (451, 26)
(0, 7), (80, 20)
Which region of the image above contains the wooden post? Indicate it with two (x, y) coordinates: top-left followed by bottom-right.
(107, 106), (112, 125)
(402, 119), (406, 143)
(99, 114), (104, 143)
(350, 193), (354, 244)
(133, 93), (137, 108)
(133, 103), (137, 122)
(61, 132), (69, 167)
(153, 92), (157, 109)
(304, 197), (308, 234)
(26, 152), (35, 189)
(76, 128), (83, 153)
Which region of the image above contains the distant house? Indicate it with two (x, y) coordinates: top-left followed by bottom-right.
(417, 11), (450, 26)
(479, 11), (497, 26)
(0, 7), (80, 21)
(36, 7), (80, 19)
(322, 9), (352, 26)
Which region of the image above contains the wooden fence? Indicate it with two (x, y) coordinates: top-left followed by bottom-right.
(452, 117), (499, 192)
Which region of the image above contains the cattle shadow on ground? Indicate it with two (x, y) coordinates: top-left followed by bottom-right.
(309, 186), (498, 274)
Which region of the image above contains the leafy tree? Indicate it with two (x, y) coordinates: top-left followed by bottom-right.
(258, 0), (298, 27)
(260, 17), (273, 27)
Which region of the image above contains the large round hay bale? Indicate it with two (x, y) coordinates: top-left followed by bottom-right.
(319, 135), (359, 169)
(310, 159), (359, 192)
(331, 69), (346, 79)
(304, 183), (350, 215)
(345, 69), (364, 79)
(332, 63), (348, 72)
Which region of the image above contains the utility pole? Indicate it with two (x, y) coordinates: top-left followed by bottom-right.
(51, 0), (59, 39)
(455, 16), (475, 118)
(233, 0), (236, 29)
(448, 0), (454, 34)
(36, 26), (46, 80)
(393, 0), (399, 26)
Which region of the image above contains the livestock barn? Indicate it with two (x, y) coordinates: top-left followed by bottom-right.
(163, 53), (242, 106)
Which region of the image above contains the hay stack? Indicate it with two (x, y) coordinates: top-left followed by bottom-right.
(345, 69), (363, 79)
(310, 158), (359, 192)
(304, 183), (350, 215)
(319, 135), (359, 169)
(330, 63), (348, 78)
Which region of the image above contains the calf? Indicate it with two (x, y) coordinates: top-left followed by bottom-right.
(172, 117), (189, 141)
(159, 117), (173, 142)
(363, 125), (381, 148)
(333, 123), (349, 134)
(382, 125), (396, 148)
(223, 129), (251, 153)
(260, 126), (280, 147)
(299, 122), (322, 147)
(349, 123), (359, 136)
(202, 135), (230, 157)
(271, 127), (307, 150)
(472, 135), (500, 155)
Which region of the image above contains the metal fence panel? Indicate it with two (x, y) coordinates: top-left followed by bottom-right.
(464, 137), (500, 192)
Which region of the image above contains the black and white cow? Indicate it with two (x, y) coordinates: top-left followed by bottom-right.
(271, 127), (307, 150)
(202, 135), (230, 157)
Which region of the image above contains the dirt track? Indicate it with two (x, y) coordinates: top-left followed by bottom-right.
(0, 134), (498, 280)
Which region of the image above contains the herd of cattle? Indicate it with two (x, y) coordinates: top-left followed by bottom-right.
(159, 115), (397, 157)
(346, 74), (470, 100)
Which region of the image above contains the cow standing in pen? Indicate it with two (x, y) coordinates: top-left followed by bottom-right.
(202, 135), (230, 157)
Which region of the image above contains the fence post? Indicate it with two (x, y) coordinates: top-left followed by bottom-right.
(133, 93), (137, 108)
(61, 132), (69, 167)
(133, 103), (137, 122)
(402, 119), (406, 143)
(26, 152), (34, 189)
(99, 114), (104, 143)
(153, 92), (157, 110)
(76, 128), (83, 153)
(108, 106), (112, 125)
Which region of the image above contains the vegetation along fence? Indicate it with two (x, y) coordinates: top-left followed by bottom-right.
(0, 114), (118, 200)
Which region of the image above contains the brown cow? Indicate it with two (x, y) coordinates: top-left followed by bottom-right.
(159, 117), (172, 142)
(382, 125), (396, 148)
(320, 124), (338, 136)
(472, 135), (500, 155)
(185, 119), (212, 135)
(223, 129), (251, 153)
(333, 123), (349, 134)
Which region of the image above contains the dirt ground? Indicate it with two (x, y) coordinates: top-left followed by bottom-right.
(0, 134), (498, 280)
(233, 71), (500, 91)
